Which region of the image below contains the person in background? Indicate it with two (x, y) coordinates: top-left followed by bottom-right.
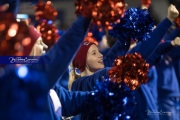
(156, 29), (180, 120)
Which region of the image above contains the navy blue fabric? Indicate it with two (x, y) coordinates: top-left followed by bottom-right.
(71, 68), (110, 92)
(72, 68), (159, 120)
(147, 41), (174, 67)
(29, 15), (91, 90)
(156, 57), (180, 98)
(71, 18), (173, 120)
(0, 67), (91, 120)
(147, 27), (180, 120)
(53, 84), (91, 117)
(0, 66), (51, 120)
(34, 16), (91, 120)
(0, 15), (91, 120)
(147, 67), (158, 103)
(173, 59), (180, 87)
(156, 56), (180, 120)
(163, 28), (180, 41)
(156, 28), (180, 98)
(103, 40), (130, 67)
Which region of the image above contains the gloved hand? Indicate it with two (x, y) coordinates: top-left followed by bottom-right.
(167, 4), (179, 23)
(171, 37), (180, 46)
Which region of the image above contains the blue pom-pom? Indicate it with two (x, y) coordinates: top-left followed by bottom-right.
(109, 8), (154, 43)
(88, 78), (136, 120)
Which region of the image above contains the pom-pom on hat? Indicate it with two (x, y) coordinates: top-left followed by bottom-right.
(73, 41), (95, 72)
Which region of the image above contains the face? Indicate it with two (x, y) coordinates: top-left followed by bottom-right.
(29, 37), (48, 56)
(86, 44), (104, 72)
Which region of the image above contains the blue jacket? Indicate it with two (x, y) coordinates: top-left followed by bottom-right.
(0, 66), (52, 120)
(0, 66), (94, 120)
(147, 67), (158, 103)
(156, 28), (180, 98)
(33, 16), (91, 120)
(148, 27), (180, 99)
(156, 56), (180, 98)
(71, 18), (172, 120)
(0, 16), (91, 120)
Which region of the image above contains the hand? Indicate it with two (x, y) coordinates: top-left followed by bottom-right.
(171, 37), (180, 46)
(0, 4), (9, 12)
(167, 4), (179, 23)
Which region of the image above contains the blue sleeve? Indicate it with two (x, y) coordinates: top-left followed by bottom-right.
(71, 67), (110, 91)
(147, 41), (174, 67)
(128, 18), (172, 60)
(163, 28), (180, 40)
(164, 28), (180, 61)
(53, 84), (91, 117)
(147, 67), (158, 103)
(166, 46), (180, 61)
(155, 58), (180, 98)
(134, 85), (159, 120)
(103, 40), (130, 67)
(28, 16), (91, 88)
(148, 27), (180, 64)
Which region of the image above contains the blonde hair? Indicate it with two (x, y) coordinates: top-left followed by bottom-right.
(68, 64), (81, 90)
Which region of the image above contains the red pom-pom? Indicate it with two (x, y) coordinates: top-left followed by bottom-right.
(36, 20), (59, 50)
(141, 0), (151, 8)
(34, 1), (60, 49)
(34, 0), (58, 21)
(0, 13), (31, 56)
(108, 53), (149, 90)
(75, 0), (125, 30)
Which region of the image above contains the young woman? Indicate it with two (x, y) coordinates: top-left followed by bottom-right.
(69, 4), (179, 120)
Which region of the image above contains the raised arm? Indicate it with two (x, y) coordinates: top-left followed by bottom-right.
(128, 4), (179, 60)
(71, 67), (110, 91)
(53, 84), (91, 117)
(29, 16), (91, 88)
(147, 36), (180, 67)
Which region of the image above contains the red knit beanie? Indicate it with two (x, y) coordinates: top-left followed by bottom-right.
(23, 26), (41, 56)
(73, 41), (95, 72)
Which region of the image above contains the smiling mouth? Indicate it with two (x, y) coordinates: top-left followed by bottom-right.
(98, 59), (104, 64)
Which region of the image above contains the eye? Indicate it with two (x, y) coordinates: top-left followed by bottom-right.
(92, 51), (96, 55)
